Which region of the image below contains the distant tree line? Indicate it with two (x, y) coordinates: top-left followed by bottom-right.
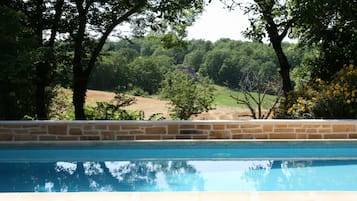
(88, 38), (305, 94)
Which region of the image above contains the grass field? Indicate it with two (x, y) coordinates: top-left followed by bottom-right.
(213, 85), (278, 109)
(82, 84), (278, 120)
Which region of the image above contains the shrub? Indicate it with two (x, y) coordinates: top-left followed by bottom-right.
(161, 71), (215, 120)
(281, 64), (357, 119)
(85, 94), (145, 120)
(48, 87), (75, 120)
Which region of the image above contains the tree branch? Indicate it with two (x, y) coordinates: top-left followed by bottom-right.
(84, 3), (144, 76)
(48, 0), (64, 47)
(278, 18), (295, 41)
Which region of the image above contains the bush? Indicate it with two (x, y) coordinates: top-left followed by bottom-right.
(85, 94), (145, 120)
(161, 71), (215, 120)
(48, 87), (75, 120)
(49, 88), (148, 120)
(281, 64), (357, 119)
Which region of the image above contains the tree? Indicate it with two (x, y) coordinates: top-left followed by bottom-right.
(224, 0), (295, 97)
(62, 0), (204, 119)
(2, 0), (65, 119)
(183, 50), (206, 72)
(128, 57), (164, 94)
(201, 49), (231, 84)
(0, 5), (36, 119)
(161, 71), (215, 120)
(13, 0), (65, 119)
(88, 48), (139, 91)
(231, 72), (282, 119)
(292, 0), (357, 80)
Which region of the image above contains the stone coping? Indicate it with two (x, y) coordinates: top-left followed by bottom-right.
(1, 119), (357, 124)
(1, 192), (357, 201)
(1, 120), (357, 141)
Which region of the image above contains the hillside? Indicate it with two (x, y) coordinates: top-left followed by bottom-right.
(86, 89), (259, 120)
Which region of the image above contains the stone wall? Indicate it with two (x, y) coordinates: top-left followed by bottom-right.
(1, 120), (357, 141)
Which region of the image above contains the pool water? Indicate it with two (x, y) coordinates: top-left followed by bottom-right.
(1, 141), (357, 192)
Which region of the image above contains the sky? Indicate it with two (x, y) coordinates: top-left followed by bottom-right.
(187, 1), (250, 42)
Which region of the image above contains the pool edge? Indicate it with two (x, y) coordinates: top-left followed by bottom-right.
(2, 192), (357, 201)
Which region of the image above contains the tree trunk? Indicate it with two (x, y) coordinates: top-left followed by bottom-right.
(71, 2), (142, 120)
(73, 73), (88, 120)
(265, 22), (293, 97)
(34, 0), (48, 119)
(35, 61), (49, 119)
(273, 43), (292, 97)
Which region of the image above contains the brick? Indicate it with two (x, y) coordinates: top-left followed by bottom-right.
(136, 135), (162, 140)
(274, 128), (295, 133)
(30, 131), (47, 135)
(80, 136), (100, 140)
(162, 135), (176, 140)
(303, 124), (321, 128)
(295, 128), (306, 133)
(0, 128), (11, 134)
(306, 128), (318, 133)
(324, 134), (348, 139)
(333, 125), (356, 132)
(270, 133), (296, 139)
(232, 134), (254, 139)
(116, 135), (135, 140)
(209, 131), (231, 139)
(57, 136), (79, 141)
(129, 130), (145, 135)
(0, 134), (13, 141)
(296, 134), (308, 139)
(83, 131), (100, 135)
(22, 125), (41, 128)
(213, 124), (226, 130)
(240, 124), (261, 128)
(287, 124), (302, 128)
(308, 134), (322, 139)
(318, 129), (332, 133)
(196, 125), (211, 130)
(168, 125), (179, 134)
(48, 125), (67, 135)
(121, 125), (140, 130)
(83, 125), (93, 130)
(242, 128), (263, 133)
(179, 124), (195, 129)
(226, 124), (239, 129)
(14, 135), (37, 141)
(101, 132), (115, 140)
(349, 134), (357, 139)
(192, 135), (209, 139)
(254, 134), (268, 139)
(322, 124), (332, 128)
(274, 124), (288, 128)
(2, 125), (18, 128)
(263, 125), (273, 132)
(39, 136), (57, 141)
(145, 127), (166, 134)
(13, 129), (29, 134)
(176, 135), (192, 139)
(108, 125), (121, 131)
(69, 128), (82, 135)
(180, 130), (205, 135)
(94, 125), (107, 130)
(230, 129), (242, 134)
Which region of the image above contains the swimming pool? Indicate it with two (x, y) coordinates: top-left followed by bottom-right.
(1, 140), (357, 192)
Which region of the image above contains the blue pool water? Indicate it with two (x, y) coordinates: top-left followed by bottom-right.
(1, 141), (357, 192)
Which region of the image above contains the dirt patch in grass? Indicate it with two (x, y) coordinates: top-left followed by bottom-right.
(86, 89), (256, 120)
